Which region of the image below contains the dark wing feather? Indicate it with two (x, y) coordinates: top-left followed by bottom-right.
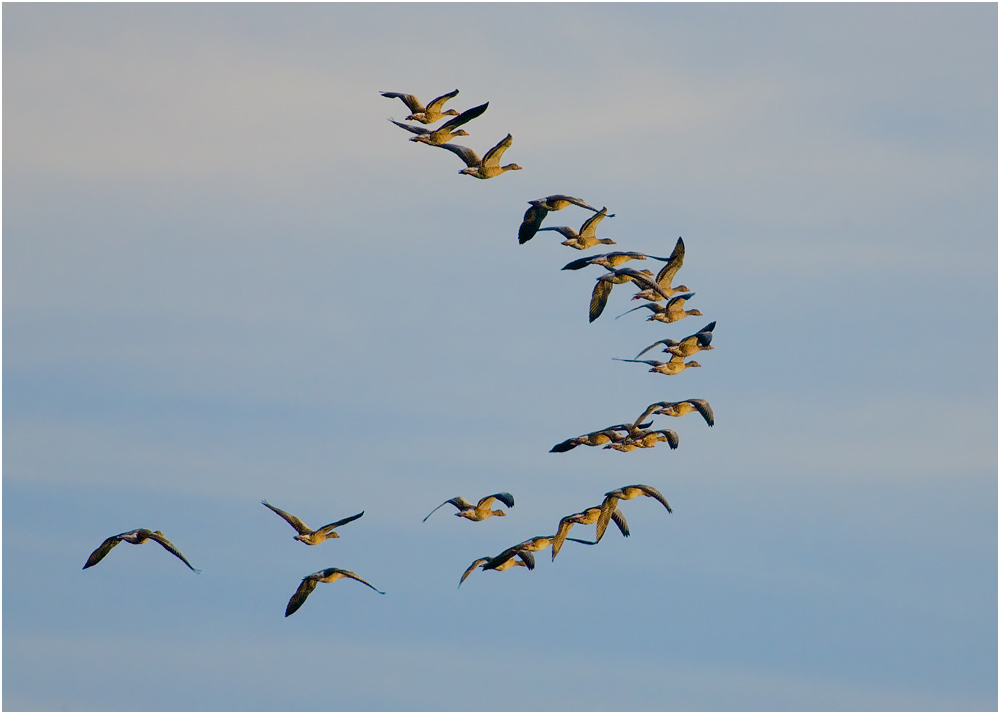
(638, 485), (673, 513)
(688, 398), (715, 426)
(518, 204), (547, 244)
(339, 569), (386, 595)
(83, 534), (124, 569)
(430, 141), (481, 168)
(610, 508), (630, 537)
(488, 492), (515, 509)
(317, 511), (365, 533)
(262, 501), (311, 535)
(439, 101), (488, 132)
(380, 91), (424, 114)
(425, 89), (459, 114)
(388, 118), (429, 135)
(655, 237), (685, 286)
(285, 577), (319, 616)
(147, 531), (200, 572)
(549, 437), (580, 453)
(589, 279), (614, 322)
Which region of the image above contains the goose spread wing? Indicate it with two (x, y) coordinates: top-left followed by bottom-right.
(262, 500), (312, 535)
(655, 237), (685, 286)
(687, 399), (715, 426)
(285, 576), (319, 616)
(423, 497), (473, 522)
(482, 492), (515, 509)
(578, 207), (611, 238)
(518, 204), (548, 244)
(388, 118), (430, 136)
(147, 531), (200, 572)
(439, 101), (488, 131)
(431, 142), (481, 168)
(425, 88), (460, 114)
(83, 533), (125, 569)
(459, 557), (490, 587)
(335, 569), (386, 595)
(381, 92), (425, 114)
(481, 134), (513, 168)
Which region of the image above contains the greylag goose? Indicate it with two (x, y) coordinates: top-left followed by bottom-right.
(459, 548), (534, 587)
(432, 134), (522, 179)
(635, 399), (715, 427)
(285, 567), (385, 616)
(83, 528), (199, 572)
(389, 101), (489, 145)
(562, 251), (666, 271)
(518, 195), (606, 244)
(638, 237), (689, 300)
(613, 355), (702, 375)
(589, 268), (661, 323)
(549, 421), (652, 453)
(634, 321), (715, 359)
(596, 485), (673, 541)
(617, 292), (702, 323)
(380, 89), (460, 124)
(262, 500), (364, 545)
(423, 492), (515, 522)
(603, 429), (680, 452)
(535, 208), (616, 250)
(552, 506), (630, 560)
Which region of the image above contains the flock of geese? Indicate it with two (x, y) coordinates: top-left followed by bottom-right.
(81, 87), (717, 615)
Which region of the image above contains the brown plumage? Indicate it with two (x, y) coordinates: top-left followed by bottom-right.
(589, 268), (657, 322)
(536, 207), (616, 250)
(617, 292), (702, 323)
(262, 500), (364, 545)
(549, 421), (652, 453)
(459, 548), (534, 587)
(284, 567), (385, 617)
(613, 355), (702, 375)
(380, 89), (460, 124)
(433, 134), (523, 179)
(518, 195), (605, 244)
(423, 492), (515, 522)
(634, 321), (716, 359)
(83, 528), (199, 572)
(603, 429), (680, 452)
(551, 506), (630, 560)
(390, 101), (489, 145)
(633, 399), (715, 427)
(596, 484), (673, 541)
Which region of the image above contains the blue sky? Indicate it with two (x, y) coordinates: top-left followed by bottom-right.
(3, 3), (997, 711)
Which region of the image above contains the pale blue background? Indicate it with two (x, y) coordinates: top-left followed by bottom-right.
(4, 3), (997, 711)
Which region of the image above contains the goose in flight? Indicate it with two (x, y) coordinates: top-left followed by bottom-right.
(552, 506), (630, 560)
(536, 208), (616, 250)
(589, 268), (661, 322)
(635, 237), (689, 300)
(633, 399), (715, 427)
(518, 195), (605, 244)
(380, 89), (460, 124)
(603, 428), (680, 452)
(432, 134), (523, 179)
(459, 547), (534, 587)
(285, 567), (385, 616)
(634, 321), (716, 359)
(596, 484), (673, 541)
(613, 355), (702, 375)
(83, 528), (199, 572)
(562, 251), (667, 271)
(423, 492), (515, 522)
(617, 293), (702, 323)
(261, 500), (364, 545)
(549, 421), (652, 453)
(390, 101), (489, 145)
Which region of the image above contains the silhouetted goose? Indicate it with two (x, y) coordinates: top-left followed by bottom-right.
(552, 506), (630, 560)
(434, 134), (523, 179)
(518, 196), (605, 244)
(562, 251), (665, 271)
(380, 89), (460, 124)
(536, 208), (616, 250)
(617, 293), (702, 323)
(589, 269), (656, 322)
(423, 492), (515, 522)
(459, 548), (534, 587)
(390, 101), (488, 146)
(613, 355), (702, 375)
(284, 567), (385, 617)
(635, 321), (716, 359)
(633, 399), (715, 427)
(549, 421), (652, 453)
(83, 528), (199, 572)
(596, 484), (673, 541)
(262, 500), (364, 545)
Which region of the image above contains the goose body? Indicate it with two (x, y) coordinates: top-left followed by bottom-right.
(635, 321), (716, 359)
(634, 399), (715, 427)
(83, 528), (199, 572)
(459, 548), (534, 587)
(380, 89), (460, 124)
(613, 355), (702, 375)
(423, 492), (515, 522)
(284, 567), (385, 616)
(617, 293), (702, 323)
(596, 484), (673, 541)
(603, 429), (680, 451)
(390, 101), (489, 145)
(434, 133), (522, 179)
(262, 500), (364, 545)
(536, 208), (615, 250)
(518, 195), (604, 244)
(549, 421), (652, 453)
(562, 251), (665, 271)
(552, 506), (630, 560)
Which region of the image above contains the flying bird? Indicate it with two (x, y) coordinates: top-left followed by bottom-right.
(561, 251), (667, 271)
(549, 421), (653, 453)
(380, 89), (460, 124)
(634, 321), (716, 359)
(603, 429), (680, 452)
(459, 548), (534, 587)
(596, 485), (673, 541)
(432, 134), (523, 179)
(261, 500), (364, 545)
(83, 528), (199, 572)
(616, 292), (702, 323)
(284, 567), (385, 617)
(423, 492), (515, 522)
(633, 399), (715, 427)
(535, 207), (616, 250)
(613, 355), (702, 375)
(518, 195), (605, 244)
(639, 237), (689, 300)
(552, 506), (630, 560)
(389, 101), (489, 145)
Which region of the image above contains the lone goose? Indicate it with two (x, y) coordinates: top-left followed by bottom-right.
(262, 500), (364, 545)
(380, 89), (460, 124)
(589, 268), (657, 323)
(549, 421), (652, 453)
(613, 355), (702, 375)
(459, 548), (534, 587)
(536, 208), (616, 250)
(633, 399), (715, 427)
(433, 134), (523, 179)
(596, 485), (673, 541)
(83, 528), (199, 572)
(390, 101), (489, 145)
(603, 429), (680, 452)
(423, 492), (515, 522)
(285, 567), (385, 617)
(552, 506), (630, 560)
(617, 293), (702, 323)
(635, 321), (716, 359)
(518, 195), (605, 244)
